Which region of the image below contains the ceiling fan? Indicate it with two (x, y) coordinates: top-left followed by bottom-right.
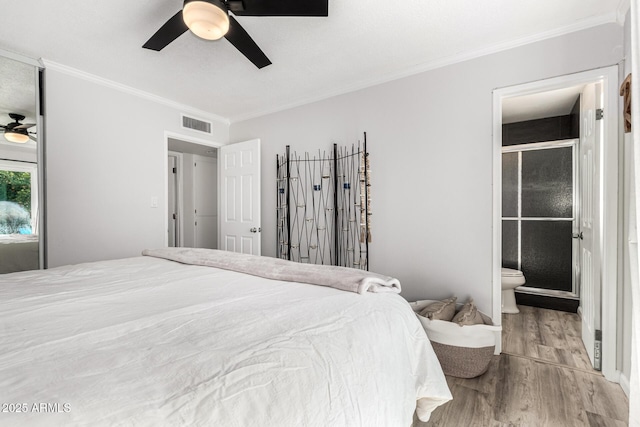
(1, 113), (36, 144)
(143, 0), (329, 69)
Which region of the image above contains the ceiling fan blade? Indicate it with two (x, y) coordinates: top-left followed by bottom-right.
(143, 10), (188, 51)
(15, 123), (36, 129)
(224, 16), (271, 69)
(231, 0), (328, 16)
(29, 135), (37, 142)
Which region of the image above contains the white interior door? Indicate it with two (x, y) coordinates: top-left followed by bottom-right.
(194, 155), (218, 249)
(579, 82), (602, 369)
(219, 139), (261, 255)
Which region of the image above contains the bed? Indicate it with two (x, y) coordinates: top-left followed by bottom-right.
(0, 248), (451, 426)
(0, 234), (39, 274)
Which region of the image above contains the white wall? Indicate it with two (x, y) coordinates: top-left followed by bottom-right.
(230, 24), (624, 313)
(0, 143), (37, 163)
(44, 65), (229, 267)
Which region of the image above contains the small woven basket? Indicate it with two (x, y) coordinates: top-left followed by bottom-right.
(410, 300), (501, 378)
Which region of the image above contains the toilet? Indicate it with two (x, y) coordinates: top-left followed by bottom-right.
(501, 267), (525, 314)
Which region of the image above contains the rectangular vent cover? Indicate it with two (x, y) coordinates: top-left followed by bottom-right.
(182, 114), (212, 134)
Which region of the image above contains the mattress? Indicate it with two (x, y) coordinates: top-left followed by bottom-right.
(0, 253), (451, 426)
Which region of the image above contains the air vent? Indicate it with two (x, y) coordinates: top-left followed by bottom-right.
(181, 114), (212, 134)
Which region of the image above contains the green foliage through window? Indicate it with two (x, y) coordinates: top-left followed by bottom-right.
(0, 171), (31, 212)
(0, 171), (32, 234)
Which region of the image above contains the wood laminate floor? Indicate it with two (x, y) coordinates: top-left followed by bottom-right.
(415, 305), (629, 427)
(502, 305), (592, 371)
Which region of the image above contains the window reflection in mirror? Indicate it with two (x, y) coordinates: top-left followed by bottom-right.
(0, 53), (43, 274)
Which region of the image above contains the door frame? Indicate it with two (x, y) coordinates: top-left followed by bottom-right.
(492, 65), (619, 381)
(163, 131), (223, 247)
(167, 151), (183, 247)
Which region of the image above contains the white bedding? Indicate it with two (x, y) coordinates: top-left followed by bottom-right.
(0, 255), (451, 426)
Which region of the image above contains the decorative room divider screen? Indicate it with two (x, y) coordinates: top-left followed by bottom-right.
(276, 134), (371, 270)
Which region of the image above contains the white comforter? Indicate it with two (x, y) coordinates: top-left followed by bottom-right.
(0, 256), (451, 426)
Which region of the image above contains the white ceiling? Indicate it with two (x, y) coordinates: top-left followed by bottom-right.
(502, 85), (584, 124)
(0, 56), (37, 150)
(168, 137), (217, 157)
(0, 56), (37, 127)
(0, 0), (626, 123)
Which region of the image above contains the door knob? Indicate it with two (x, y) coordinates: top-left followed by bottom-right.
(572, 232), (583, 240)
(250, 227), (262, 233)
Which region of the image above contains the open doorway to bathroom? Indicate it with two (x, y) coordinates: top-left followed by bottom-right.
(501, 102), (580, 310)
(492, 66), (619, 381)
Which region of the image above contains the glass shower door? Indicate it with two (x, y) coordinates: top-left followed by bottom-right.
(502, 139), (578, 297)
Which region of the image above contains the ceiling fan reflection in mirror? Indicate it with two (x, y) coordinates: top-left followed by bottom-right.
(1, 113), (36, 144)
(143, 0), (329, 69)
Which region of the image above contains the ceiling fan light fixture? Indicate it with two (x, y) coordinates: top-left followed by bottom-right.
(183, 0), (230, 41)
(4, 129), (29, 144)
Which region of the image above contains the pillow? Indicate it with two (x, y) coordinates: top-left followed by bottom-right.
(418, 296), (457, 321)
(452, 299), (485, 326)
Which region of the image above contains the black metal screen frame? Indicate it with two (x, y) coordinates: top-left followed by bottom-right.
(276, 134), (371, 270)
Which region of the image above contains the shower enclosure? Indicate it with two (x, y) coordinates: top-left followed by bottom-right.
(502, 139), (578, 299)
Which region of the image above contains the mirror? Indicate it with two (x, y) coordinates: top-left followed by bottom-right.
(0, 52), (44, 274)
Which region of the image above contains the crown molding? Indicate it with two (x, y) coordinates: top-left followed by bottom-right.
(229, 13), (619, 123)
(616, 0), (630, 24)
(0, 48), (42, 68)
(40, 60), (230, 126)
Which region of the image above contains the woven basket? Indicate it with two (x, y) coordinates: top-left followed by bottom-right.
(410, 300), (501, 378)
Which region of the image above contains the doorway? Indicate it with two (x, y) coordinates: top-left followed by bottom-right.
(492, 66), (619, 381)
(166, 134), (220, 249)
(164, 134), (262, 255)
